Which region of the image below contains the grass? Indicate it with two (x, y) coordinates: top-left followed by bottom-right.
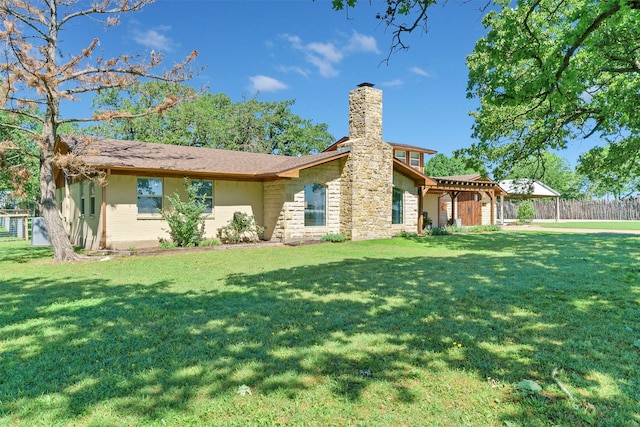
(1, 233), (639, 426)
(536, 221), (640, 230)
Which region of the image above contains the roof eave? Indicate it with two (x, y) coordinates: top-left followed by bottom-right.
(392, 159), (437, 187)
(274, 151), (350, 178)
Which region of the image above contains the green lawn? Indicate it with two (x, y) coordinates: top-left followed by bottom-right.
(1, 233), (639, 426)
(537, 221), (640, 230)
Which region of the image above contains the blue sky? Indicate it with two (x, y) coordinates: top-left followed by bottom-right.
(61, 0), (592, 166)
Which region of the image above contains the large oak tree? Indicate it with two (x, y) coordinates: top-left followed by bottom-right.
(463, 0), (640, 183)
(0, 0), (196, 261)
(331, 0), (640, 193)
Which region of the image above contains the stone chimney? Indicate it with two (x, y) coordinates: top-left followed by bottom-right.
(339, 83), (394, 240)
(349, 82), (382, 142)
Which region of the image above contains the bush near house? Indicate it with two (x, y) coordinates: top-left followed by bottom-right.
(218, 211), (264, 244)
(160, 178), (207, 247)
(320, 233), (346, 243)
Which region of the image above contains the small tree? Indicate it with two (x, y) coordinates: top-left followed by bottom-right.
(516, 200), (535, 224)
(160, 178), (206, 247)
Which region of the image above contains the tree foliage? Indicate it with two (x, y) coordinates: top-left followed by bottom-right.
(87, 82), (334, 156)
(0, 0), (197, 261)
(0, 112), (39, 206)
(330, 0), (442, 60)
(423, 153), (477, 177)
(463, 0), (640, 183)
(577, 145), (640, 199)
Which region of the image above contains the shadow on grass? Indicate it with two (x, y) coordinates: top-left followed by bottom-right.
(0, 241), (52, 263)
(0, 232), (638, 425)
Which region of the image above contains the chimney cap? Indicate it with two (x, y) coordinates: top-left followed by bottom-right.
(357, 82), (375, 88)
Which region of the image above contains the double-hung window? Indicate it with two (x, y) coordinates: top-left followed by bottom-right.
(394, 150), (406, 163)
(137, 178), (163, 215)
(192, 180), (213, 214)
(410, 152), (420, 168)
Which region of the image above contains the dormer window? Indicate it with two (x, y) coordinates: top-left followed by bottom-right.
(410, 152), (420, 168)
(394, 150), (406, 162)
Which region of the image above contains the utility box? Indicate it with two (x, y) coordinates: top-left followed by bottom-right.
(31, 217), (51, 246)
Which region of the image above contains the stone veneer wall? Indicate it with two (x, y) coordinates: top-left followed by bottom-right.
(262, 180), (286, 241)
(481, 193), (496, 225)
(339, 85), (394, 240)
(264, 161), (343, 242)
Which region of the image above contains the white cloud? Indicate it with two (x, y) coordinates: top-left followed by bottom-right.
(279, 65), (310, 77)
(382, 79), (404, 87)
(133, 26), (175, 52)
(281, 31), (379, 78)
(345, 31), (380, 54)
(306, 53), (339, 78)
(410, 66), (431, 77)
(250, 75), (288, 93)
(307, 42), (343, 63)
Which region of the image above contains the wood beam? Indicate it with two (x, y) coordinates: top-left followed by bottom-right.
(417, 186), (424, 233)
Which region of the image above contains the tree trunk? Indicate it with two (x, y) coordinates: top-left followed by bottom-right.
(40, 145), (79, 262)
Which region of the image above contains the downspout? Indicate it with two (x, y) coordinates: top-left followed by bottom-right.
(99, 169), (109, 250)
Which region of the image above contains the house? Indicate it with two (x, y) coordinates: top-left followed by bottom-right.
(55, 83), (504, 250)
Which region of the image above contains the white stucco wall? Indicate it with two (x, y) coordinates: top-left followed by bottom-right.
(62, 175), (264, 250)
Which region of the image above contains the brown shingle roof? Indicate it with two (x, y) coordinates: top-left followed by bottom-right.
(323, 137), (437, 154)
(59, 135), (347, 180)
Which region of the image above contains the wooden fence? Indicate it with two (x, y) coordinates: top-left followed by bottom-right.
(501, 199), (640, 220)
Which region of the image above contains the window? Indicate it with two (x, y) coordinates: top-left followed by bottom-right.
(394, 150), (406, 163)
(410, 152), (420, 168)
(392, 187), (403, 224)
(137, 178), (163, 214)
(304, 183), (326, 226)
(89, 183), (96, 216)
(79, 182), (85, 216)
(192, 180), (213, 214)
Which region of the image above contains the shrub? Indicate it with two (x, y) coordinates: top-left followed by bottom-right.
(516, 200), (535, 223)
(320, 233), (346, 243)
(199, 237), (221, 247)
(428, 226), (450, 236)
(160, 178), (207, 247)
(218, 212), (264, 244)
(158, 239), (178, 249)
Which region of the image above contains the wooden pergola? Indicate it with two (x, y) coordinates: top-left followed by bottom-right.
(421, 175), (507, 227)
